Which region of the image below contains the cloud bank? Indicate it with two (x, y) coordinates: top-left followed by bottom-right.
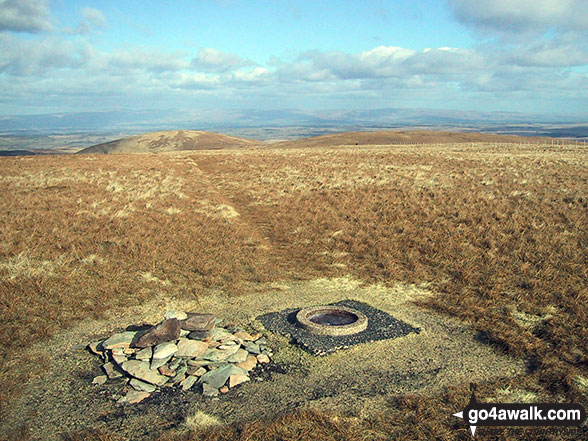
(0, 0), (586, 115)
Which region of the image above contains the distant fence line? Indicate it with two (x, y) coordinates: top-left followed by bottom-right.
(350, 140), (588, 148)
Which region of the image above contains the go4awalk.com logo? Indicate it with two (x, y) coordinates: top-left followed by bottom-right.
(453, 384), (586, 437)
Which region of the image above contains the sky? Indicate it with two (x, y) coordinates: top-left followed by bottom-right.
(0, 0), (587, 117)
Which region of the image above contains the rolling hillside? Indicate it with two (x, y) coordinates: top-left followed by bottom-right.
(78, 130), (259, 154)
(274, 130), (553, 148)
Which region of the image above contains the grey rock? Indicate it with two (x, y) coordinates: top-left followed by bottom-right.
(180, 375), (198, 391)
(133, 319), (181, 348)
(170, 363), (188, 384)
(150, 354), (173, 370)
(117, 390), (150, 404)
(88, 340), (105, 355)
(188, 366), (207, 376)
(102, 331), (137, 349)
(209, 327), (233, 341)
(202, 383), (219, 397)
(226, 348), (249, 363)
(111, 350), (128, 366)
(121, 360), (168, 386)
(134, 347), (152, 361)
(169, 358), (182, 370)
(92, 375), (107, 385)
(176, 338), (208, 358)
(102, 362), (123, 379)
(152, 341), (178, 360)
(200, 344), (240, 362)
(242, 342), (261, 354)
(187, 330), (209, 340)
(129, 378), (157, 393)
(199, 364), (248, 389)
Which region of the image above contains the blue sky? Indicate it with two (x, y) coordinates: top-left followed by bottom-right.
(0, 0), (587, 117)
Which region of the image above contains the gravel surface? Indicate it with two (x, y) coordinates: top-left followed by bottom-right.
(258, 300), (420, 355)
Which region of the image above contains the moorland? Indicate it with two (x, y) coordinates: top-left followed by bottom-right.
(0, 131), (586, 440)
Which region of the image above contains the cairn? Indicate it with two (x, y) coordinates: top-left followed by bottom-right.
(88, 311), (272, 404)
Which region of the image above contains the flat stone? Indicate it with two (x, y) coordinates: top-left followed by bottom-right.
(199, 364), (248, 389)
(188, 366), (207, 376)
(133, 319), (181, 348)
(200, 344), (240, 362)
(176, 338), (208, 358)
(226, 348), (249, 363)
(118, 390), (150, 404)
(236, 355), (258, 372)
(170, 363), (188, 384)
(134, 347), (152, 361)
(220, 385), (229, 394)
(88, 340), (105, 355)
(169, 358), (182, 370)
(187, 330), (209, 340)
(251, 332), (263, 341)
(242, 342), (261, 354)
(102, 331), (138, 349)
(152, 342), (178, 360)
(180, 375), (198, 391)
(187, 359), (219, 367)
(209, 327), (232, 341)
(180, 329), (190, 337)
(123, 348), (137, 355)
(111, 351), (127, 366)
(92, 375), (107, 385)
(229, 373), (250, 388)
(164, 310), (188, 321)
(121, 360), (168, 386)
(102, 362), (123, 379)
(129, 378), (157, 393)
(202, 383), (218, 397)
(181, 313), (216, 332)
(151, 354), (173, 370)
(256, 337), (267, 346)
(233, 331), (254, 341)
(159, 365), (176, 377)
(256, 354), (270, 364)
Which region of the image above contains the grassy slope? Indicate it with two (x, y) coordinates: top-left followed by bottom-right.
(1, 140), (586, 440)
(78, 130), (259, 154)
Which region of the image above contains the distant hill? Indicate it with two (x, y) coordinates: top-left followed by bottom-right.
(78, 130), (259, 154)
(273, 130), (553, 148)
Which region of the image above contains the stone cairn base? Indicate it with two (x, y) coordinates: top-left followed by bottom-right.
(87, 311), (272, 404)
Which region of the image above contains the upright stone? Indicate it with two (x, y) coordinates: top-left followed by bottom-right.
(133, 319), (181, 348)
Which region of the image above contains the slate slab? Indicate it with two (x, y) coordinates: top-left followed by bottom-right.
(133, 319), (181, 348)
(181, 313), (216, 332)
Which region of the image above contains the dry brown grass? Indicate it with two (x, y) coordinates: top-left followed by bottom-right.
(0, 140), (586, 440)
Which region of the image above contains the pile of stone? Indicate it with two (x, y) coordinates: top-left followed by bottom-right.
(87, 311), (272, 404)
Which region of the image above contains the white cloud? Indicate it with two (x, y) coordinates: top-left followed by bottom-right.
(447, 0), (588, 32)
(82, 7), (106, 29)
(191, 48), (255, 73)
(0, 34), (90, 75)
(0, 0), (53, 33)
